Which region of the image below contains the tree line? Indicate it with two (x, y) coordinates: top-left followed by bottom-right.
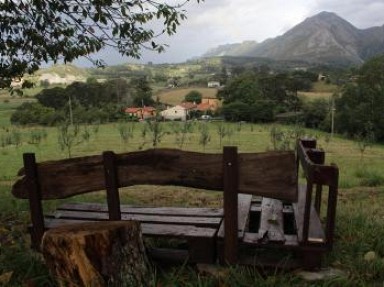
(11, 78), (154, 126)
(218, 70), (316, 122)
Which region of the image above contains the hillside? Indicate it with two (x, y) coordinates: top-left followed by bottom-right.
(203, 11), (384, 66)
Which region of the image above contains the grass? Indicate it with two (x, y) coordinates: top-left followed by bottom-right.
(1, 101), (384, 285)
(298, 81), (339, 102)
(156, 87), (219, 106)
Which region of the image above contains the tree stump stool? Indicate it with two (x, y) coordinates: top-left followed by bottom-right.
(41, 221), (152, 287)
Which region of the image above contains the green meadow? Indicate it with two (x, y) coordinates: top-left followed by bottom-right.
(1, 95), (384, 286)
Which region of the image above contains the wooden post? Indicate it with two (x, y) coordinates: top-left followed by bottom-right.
(23, 153), (45, 250)
(326, 167), (339, 248)
(306, 149), (325, 213)
(302, 180), (313, 243)
(223, 146), (238, 264)
(41, 221), (152, 287)
(103, 151), (121, 221)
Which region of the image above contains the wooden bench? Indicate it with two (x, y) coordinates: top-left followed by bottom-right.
(11, 138), (338, 269)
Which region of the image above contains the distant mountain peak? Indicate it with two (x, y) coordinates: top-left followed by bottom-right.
(202, 12), (384, 66)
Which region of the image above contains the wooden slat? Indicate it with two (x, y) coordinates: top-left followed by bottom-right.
(250, 202), (293, 214)
(218, 194), (253, 238)
(46, 210), (222, 227)
(43, 219), (217, 238)
(58, 203), (223, 217)
(258, 198), (285, 243)
(13, 149), (297, 202)
(243, 233), (298, 247)
(292, 185), (325, 244)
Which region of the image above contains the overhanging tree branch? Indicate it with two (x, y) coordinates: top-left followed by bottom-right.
(0, 0), (202, 88)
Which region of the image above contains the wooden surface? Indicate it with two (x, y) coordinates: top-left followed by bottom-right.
(45, 202), (222, 239)
(58, 203), (223, 217)
(297, 142), (338, 186)
(41, 221), (152, 287)
(223, 146), (239, 264)
(292, 185), (325, 243)
(44, 202), (221, 264)
(47, 210), (222, 227)
(258, 198), (285, 243)
(44, 219), (218, 238)
(23, 153), (45, 250)
(218, 194), (252, 238)
(103, 151), (121, 220)
(13, 149), (297, 202)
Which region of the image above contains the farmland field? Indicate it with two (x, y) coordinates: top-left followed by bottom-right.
(1, 95), (384, 286)
(156, 87), (219, 106)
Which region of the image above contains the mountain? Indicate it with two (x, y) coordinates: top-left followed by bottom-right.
(202, 12), (384, 66)
(203, 41), (258, 57)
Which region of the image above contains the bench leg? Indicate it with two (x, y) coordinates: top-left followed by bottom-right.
(300, 249), (322, 270)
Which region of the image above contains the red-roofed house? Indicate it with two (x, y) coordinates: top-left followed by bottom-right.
(124, 106), (156, 120)
(196, 98), (221, 112)
(180, 102), (197, 110)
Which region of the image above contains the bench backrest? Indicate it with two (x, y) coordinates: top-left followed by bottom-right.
(12, 148), (298, 202)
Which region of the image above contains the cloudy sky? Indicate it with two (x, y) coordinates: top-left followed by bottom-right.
(76, 0), (384, 66)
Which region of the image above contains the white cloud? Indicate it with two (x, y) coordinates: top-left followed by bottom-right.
(78, 0), (384, 65)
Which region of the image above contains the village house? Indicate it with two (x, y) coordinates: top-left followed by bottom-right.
(160, 104), (193, 121)
(199, 98), (220, 112)
(124, 106), (156, 120)
(207, 81), (220, 88)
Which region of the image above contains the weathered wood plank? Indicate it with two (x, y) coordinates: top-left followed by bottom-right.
(258, 198), (285, 243)
(218, 194), (253, 239)
(103, 151), (121, 220)
(46, 210), (222, 227)
(58, 203), (224, 217)
(43, 219), (217, 238)
(292, 185), (325, 244)
(23, 153), (45, 250)
(243, 233), (299, 247)
(223, 146), (239, 264)
(13, 149), (297, 202)
(250, 202), (294, 214)
(297, 143), (338, 186)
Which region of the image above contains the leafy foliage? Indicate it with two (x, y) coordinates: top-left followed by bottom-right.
(184, 90), (202, 104)
(131, 77), (154, 107)
(10, 102), (59, 125)
(0, 0), (201, 87)
(301, 98), (330, 130)
(11, 79), (134, 125)
(218, 71), (304, 122)
(335, 55), (384, 142)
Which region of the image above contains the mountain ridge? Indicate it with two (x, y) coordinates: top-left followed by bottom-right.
(202, 11), (384, 66)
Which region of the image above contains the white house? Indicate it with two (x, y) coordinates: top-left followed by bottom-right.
(160, 105), (188, 121)
(207, 81), (220, 88)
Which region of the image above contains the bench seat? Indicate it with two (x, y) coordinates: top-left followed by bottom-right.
(42, 204), (223, 263)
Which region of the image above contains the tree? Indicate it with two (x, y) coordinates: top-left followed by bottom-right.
(218, 72), (262, 105)
(0, 0), (202, 88)
(132, 77), (154, 107)
(184, 90), (202, 104)
(10, 102), (58, 125)
(335, 56), (384, 142)
(302, 98), (329, 129)
(36, 87), (68, 110)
